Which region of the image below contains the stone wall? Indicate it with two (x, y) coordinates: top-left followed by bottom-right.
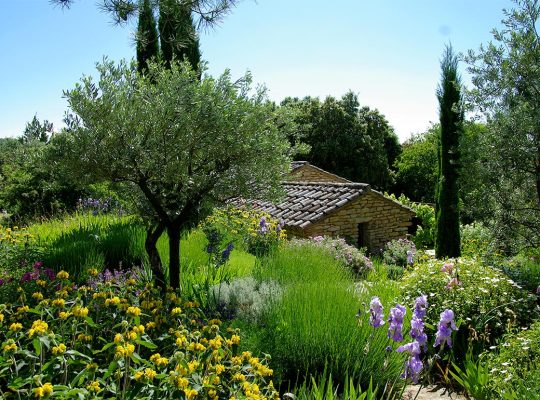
(289, 165), (350, 183)
(297, 191), (414, 253)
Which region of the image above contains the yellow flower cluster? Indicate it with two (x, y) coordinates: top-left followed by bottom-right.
(56, 270), (69, 280)
(33, 382), (53, 398)
(52, 343), (66, 355)
(115, 343), (135, 358)
(150, 353), (169, 367)
(28, 319), (48, 337)
(3, 340), (17, 353)
(126, 306), (141, 317)
(72, 306), (89, 318)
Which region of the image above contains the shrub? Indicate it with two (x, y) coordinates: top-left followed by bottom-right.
(0, 226), (42, 277)
(500, 248), (540, 294)
(485, 322), (540, 398)
(0, 269), (278, 399)
(200, 206), (286, 257)
(209, 277), (282, 322)
(386, 193), (435, 249)
(460, 222), (499, 262)
(382, 238), (416, 267)
(292, 236), (373, 278)
(401, 258), (539, 360)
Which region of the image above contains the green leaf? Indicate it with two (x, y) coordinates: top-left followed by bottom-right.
(135, 338), (157, 350)
(103, 360), (118, 380)
(33, 338), (41, 356)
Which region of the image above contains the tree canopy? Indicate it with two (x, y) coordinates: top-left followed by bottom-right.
(465, 0), (540, 249)
(54, 60), (293, 288)
(281, 92), (400, 190)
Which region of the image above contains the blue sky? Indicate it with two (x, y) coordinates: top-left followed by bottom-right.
(1, 0), (514, 142)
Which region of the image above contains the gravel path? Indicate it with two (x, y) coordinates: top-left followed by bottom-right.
(402, 385), (467, 400)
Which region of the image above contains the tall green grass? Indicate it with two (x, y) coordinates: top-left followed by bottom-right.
(27, 213), (256, 285)
(250, 242), (405, 393)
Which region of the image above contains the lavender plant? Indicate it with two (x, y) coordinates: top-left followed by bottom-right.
(382, 238), (417, 267)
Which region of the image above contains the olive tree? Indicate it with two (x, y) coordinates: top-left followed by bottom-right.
(465, 0), (540, 249)
(54, 59), (292, 289)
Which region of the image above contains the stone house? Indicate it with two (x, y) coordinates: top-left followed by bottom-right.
(250, 162), (415, 253)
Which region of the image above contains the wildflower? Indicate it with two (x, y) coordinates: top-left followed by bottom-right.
(72, 306), (89, 318)
(86, 381), (100, 393)
(184, 389), (198, 400)
(144, 368), (157, 380)
(32, 292), (44, 301)
(57, 270), (69, 280)
(445, 277), (461, 289)
(52, 343), (67, 355)
(396, 341), (423, 383)
(3, 340), (17, 353)
(88, 268), (99, 277)
(536, 285), (540, 294)
(127, 306), (141, 317)
(441, 262), (454, 273)
(33, 382), (54, 398)
(406, 250), (414, 265)
(388, 304), (406, 342)
(231, 334), (241, 345)
(59, 311), (71, 320)
(215, 364), (225, 374)
(413, 295), (428, 320)
(134, 371), (144, 381)
(28, 319), (48, 337)
(105, 296), (121, 306)
(9, 322), (22, 332)
(410, 314), (428, 347)
(52, 298), (65, 308)
(434, 309), (457, 349)
(369, 296), (385, 328)
(44, 269), (55, 280)
(171, 307), (182, 316)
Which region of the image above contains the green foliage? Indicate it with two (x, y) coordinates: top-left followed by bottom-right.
(0, 138), (83, 222)
(291, 373), (379, 400)
(465, 0), (540, 250)
(401, 258), (538, 360)
(500, 248), (540, 294)
(252, 241), (405, 391)
(159, 0), (201, 71)
(485, 322), (540, 399)
(200, 207), (286, 258)
(386, 193), (435, 248)
(21, 115), (53, 144)
(382, 238), (416, 267)
(450, 353), (491, 400)
(460, 222), (499, 262)
(281, 92), (400, 190)
(136, 0), (159, 74)
(56, 59), (292, 288)
(0, 270), (278, 399)
(393, 126), (438, 203)
(435, 44), (463, 259)
(290, 236), (373, 278)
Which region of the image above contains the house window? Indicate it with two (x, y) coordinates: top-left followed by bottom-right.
(358, 222), (369, 248)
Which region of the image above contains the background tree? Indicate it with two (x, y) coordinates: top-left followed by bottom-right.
(435, 44), (463, 258)
(281, 92), (400, 190)
(21, 115), (53, 144)
(136, 0), (159, 73)
(54, 59), (293, 289)
(393, 125), (438, 203)
(159, 0), (201, 70)
(465, 0), (540, 250)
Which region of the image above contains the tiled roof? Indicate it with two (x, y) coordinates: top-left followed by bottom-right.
(248, 181), (370, 228)
(290, 161), (308, 171)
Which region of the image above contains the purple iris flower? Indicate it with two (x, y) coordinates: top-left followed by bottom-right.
(388, 304), (406, 342)
(397, 341), (423, 383)
(369, 296), (385, 328)
(413, 294), (428, 320)
(434, 309), (457, 349)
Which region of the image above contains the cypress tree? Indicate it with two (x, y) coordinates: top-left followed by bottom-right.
(435, 44), (463, 258)
(159, 0), (201, 71)
(136, 0), (159, 74)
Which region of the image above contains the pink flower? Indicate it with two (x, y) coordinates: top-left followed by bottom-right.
(445, 277), (461, 289)
(441, 262), (454, 273)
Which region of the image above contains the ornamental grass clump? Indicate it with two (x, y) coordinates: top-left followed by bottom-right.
(0, 268), (278, 399)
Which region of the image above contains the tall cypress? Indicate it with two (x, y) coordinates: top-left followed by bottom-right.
(136, 0), (159, 74)
(159, 0), (201, 71)
(435, 44), (463, 258)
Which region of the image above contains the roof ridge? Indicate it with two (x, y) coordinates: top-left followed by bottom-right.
(284, 180), (370, 188)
